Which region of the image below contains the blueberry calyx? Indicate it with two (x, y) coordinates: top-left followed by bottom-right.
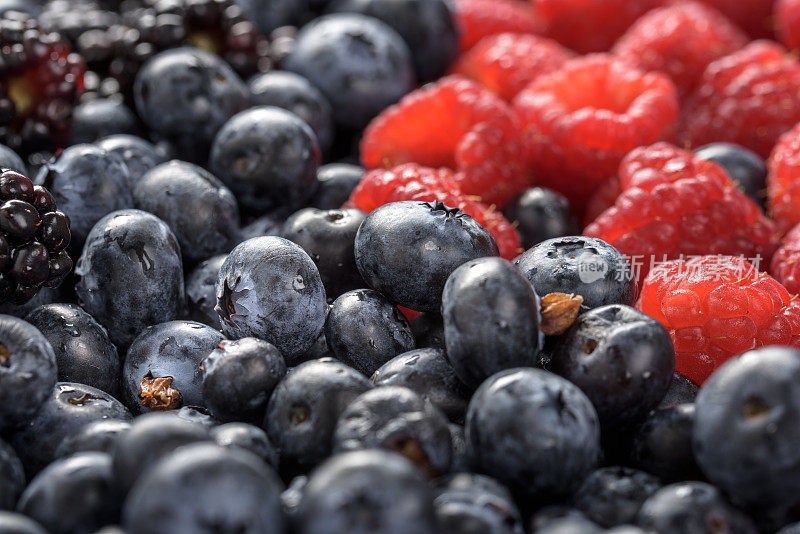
(219, 276), (249, 325)
(423, 200), (463, 219)
(540, 293), (584, 336)
(65, 392), (101, 406)
(0, 343), (10, 366)
(388, 436), (436, 477)
(139, 373), (182, 411)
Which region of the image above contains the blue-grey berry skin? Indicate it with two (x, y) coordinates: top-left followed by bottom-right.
(572, 467), (662, 528)
(325, 289), (415, 376)
(355, 201), (498, 313)
(311, 163), (365, 210)
(0, 315), (56, 431)
(96, 135), (166, 185)
(514, 236), (636, 311)
(695, 142), (767, 207)
(372, 347), (470, 424)
(465, 368), (601, 500)
(123, 443), (285, 534)
(53, 419), (132, 460)
(75, 210), (185, 349)
(284, 13), (415, 130)
(234, 0), (308, 35)
(210, 106), (321, 215)
(212, 422), (279, 469)
(265, 358), (372, 473)
(133, 47), (249, 161)
(659, 373), (698, 408)
(550, 305), (675, 429)
(9, 382), (132, 477)
(327, 0), (458, 82)
(333, 386), (452, 476)
(442, 257), (543, 389)
(631, 404), (702, 483)
(25, 303), (120, 397)
(248, 71), (334, 155)
(16, 452), (122, 534)
(502, 187), (579, 249)
(184, 254), (227, 330)
(35, 144), (134, 249)
(235, 213), (284, 244)
(122, 321), (225, 415)
(201, 337), (286, 424)
(0, 144), (26, 174)
(433, 473), (524, 534)
(297, 450), (436, 534)
(693, 347), (800, 526)
(0, 438), (24, 511)
(215, 237), (327, 361)
(0, 512), (47, 534)
(69, 99), (140, 145)
(133, 161), (240, 264)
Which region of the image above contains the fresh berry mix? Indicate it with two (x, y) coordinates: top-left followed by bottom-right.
(612, 1), (748, 98)
(513, 55), (679, 212)
(4, 0), (800, 531)
(636, 255), (800, 385)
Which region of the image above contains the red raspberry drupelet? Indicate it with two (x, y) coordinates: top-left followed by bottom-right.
(768, 122), (800, 235)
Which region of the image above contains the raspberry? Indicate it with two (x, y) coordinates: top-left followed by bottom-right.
(452, 0), (541, 52)
(345, 163), (521, 260)
(771, 223), (800, 295)
(513, 55), (678, 213)
(767, 122), (800, 234)
(698, 0), (775, 39)
(636, 254), (800, 385)
(452, 33), (576, 102)
(360, 75), (530, 207)
(584, 143), (779, 283)
(612, 1), (748, 98)
(535, 0), (663, 54)
(778, 0), (800, 53)
(678, 41), (800, 158)
(583, 175), (622, 227)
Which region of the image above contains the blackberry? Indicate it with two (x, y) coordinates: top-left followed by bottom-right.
(0, 168), (71, 304)
(0, 12), (86, 156)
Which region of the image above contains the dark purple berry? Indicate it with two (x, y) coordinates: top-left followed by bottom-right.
(31, 185), (56, 214)
(38, 211), (71, 253)
(0, 169), (34, 202)
(11, 242), (49, 286)
(0, 200), (41, 242)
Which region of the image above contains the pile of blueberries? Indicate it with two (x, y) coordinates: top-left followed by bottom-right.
(0, 0), (799, 534)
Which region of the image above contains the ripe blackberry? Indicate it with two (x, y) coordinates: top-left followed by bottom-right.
(0, 168), (72, 304)
(0, 12), (87, 156)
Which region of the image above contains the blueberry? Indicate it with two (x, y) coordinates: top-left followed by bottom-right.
(659, 373), (698, 408)
(503, 187), (579, 249)
(0, 144), (26, 174)
(572, 467), (662, 528)
(355, 200), (498, 312)
(637, 482), (758, 534)
(69, 99), (140, 145)
(448, 423), (468, 473)
(35, 144), (134, 249)
(122, 320), (225, 414)
(264, 358), (372, 473)
(212, 422), (279, 468)
(235, 212), (285, 243)
(133, 161), (240, 264)
(9, 382), (131, 477)
(324, 288), (415, 375)
(694, 142), (767, 206)
(549, 304), (675, 428)
(531, 507), (602, 534)
(442, 257), (543, 388)
(311, 163), (364, 210)
(779, 524), (800, 534)
(465, 368), (600, 499)
(122, 443), (285, 534)
(410, 312), (445, 349)
(24, 303), (120, 396)
(333, 386), (451, 476)
(170, 405), (219, 428)
(297, 450), (436, 534)
(201, 337), (287, 424)
(234, 0), (308, 35)
(210, 106), (321, 215)
(133, 47), (249, 161)
(372, 347), (470, 424)
(693, 346), (800, 525)
(111, 412), (212, 494)
(75, 210), (185, 348)
(248, 70), (334, 155)
(433, 473), (524, 534)
(515, 236), (636, 311)
(0, 314), (56, 430)
(0, 438), (24, 511)
(95, 135), (166, 184)
(16, 452), (122, 534)
(0, 511), (46, 534)
(327, 0), (458, 81)
(184, 254), (227, 329)
(284, 13), (415, 129)
(53, 419), (132, 459)
(215, 236), (327, 361)
(631, 404), (702, 482)
(282, 207), (365, 298)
